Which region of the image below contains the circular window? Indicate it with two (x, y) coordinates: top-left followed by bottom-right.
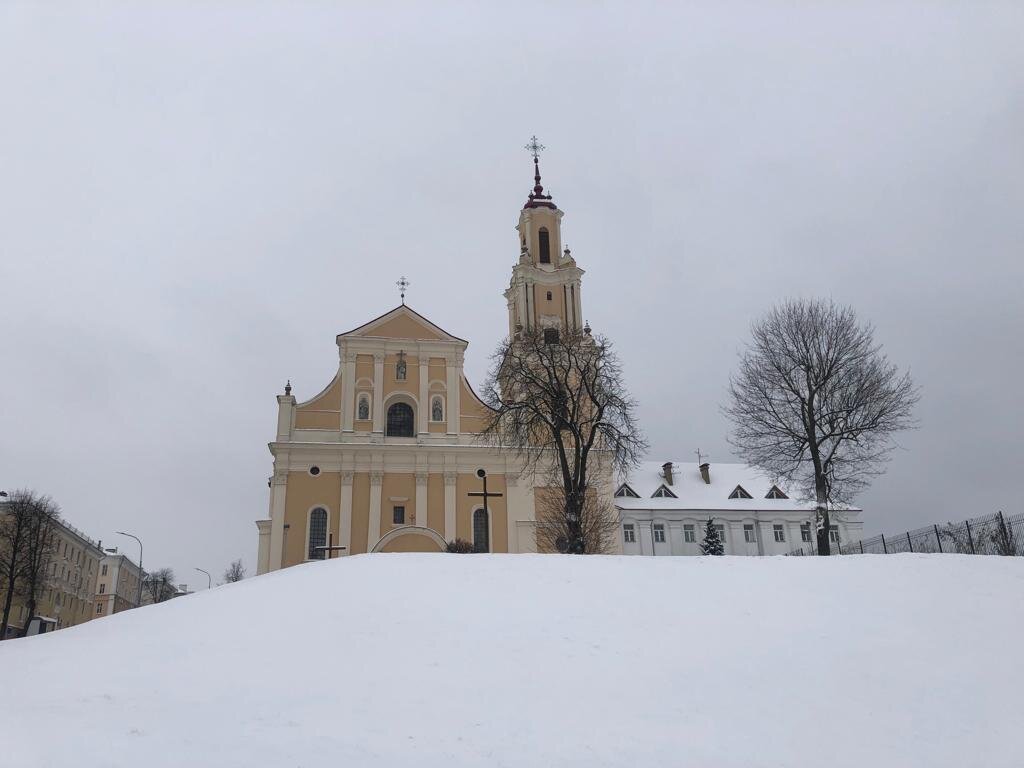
(309, 466), (321, 476)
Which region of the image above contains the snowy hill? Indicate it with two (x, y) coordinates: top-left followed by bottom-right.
(1, 554), (1021, 768)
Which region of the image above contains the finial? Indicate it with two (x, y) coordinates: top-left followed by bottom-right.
(285, 380), (292, 396)
(523, 135), (555, 209)
(396, 276), (410, 305)
(583, 321), (591, 335)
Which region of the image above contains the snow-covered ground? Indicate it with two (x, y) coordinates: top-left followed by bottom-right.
(1, 554), (1021, 767)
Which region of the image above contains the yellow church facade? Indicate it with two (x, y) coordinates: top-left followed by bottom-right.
(255, 149), (604, 573)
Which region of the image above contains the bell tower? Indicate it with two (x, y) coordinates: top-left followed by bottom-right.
(504, 137), (585, 339)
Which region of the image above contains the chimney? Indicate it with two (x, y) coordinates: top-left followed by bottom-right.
(662, 462), (674, 486)
(699, 462), (711, 484)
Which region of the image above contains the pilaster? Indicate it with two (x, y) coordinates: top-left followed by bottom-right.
(417, 356), (429, 436)
(268, 469), (288, 571)
(372, 353), (385, 434)
(342, 351), (357, 432)
(367, 471), (383, 550)
(339, 471), (354, 555)
(415, 472), (428, 527)
(444, 472), (457, 541)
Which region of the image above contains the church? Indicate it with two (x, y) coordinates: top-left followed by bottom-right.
(255, 145), (599, 573)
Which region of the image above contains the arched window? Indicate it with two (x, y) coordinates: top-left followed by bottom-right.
(473, 508), (490, 553)
(308, 508), (327, 560)
(431, 395), (444, 422)
(357, 393), (370, 421)
(538, 227), (551, 264)
(386, 402), (415, 437)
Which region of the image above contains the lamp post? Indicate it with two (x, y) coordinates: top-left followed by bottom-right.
(116, 531), (143, 608)
(194, 567), (212, 590)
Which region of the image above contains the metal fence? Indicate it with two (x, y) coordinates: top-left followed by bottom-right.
(789, 511), (1024, 556)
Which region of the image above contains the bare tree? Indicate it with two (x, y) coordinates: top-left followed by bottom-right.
(223, 559), (246, 583)
(481, 327), (646, 554)
(142, 567), (177, 604)
(1, 491), (33, 640)
(725, 299), (918, 555)
(535, 486), (621, 554)
(0, 490), (60, 639)
(17, 495), (60, 635)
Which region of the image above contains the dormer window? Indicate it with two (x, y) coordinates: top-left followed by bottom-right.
(652, 485), (677, 499)
(539, 228), (551, 264)
(729, 485), (753, 499)
(766, 485), (789, 499)
(614, 484), (640, 498)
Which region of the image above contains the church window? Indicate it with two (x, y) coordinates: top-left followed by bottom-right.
(431, 396), (444, 422)
(96, 603), (103, 615)
(653, 524), (665, 543)
(744, 524), (756, 543)
(773, 524), (786, 542)
(546, 291), (552, 301)
(101, 564), (107, 576)
(623, 524), (636, 543)
(99, 583), (106, 594)
(614, 484), (640, 498)
(393, 506), (405, 525)
(829, 525), (840, 543)
(308, 508), (328, 560)
(729, 485), (753, 499)
(766, 485), (788, 499)
(801, 523), (812, 542)
(309, 466), (321, 477)
(473, 508), (490, 553)
(543, 327), (559, 345)
(395, 351), (407, 381)
(651, 485), (677, 499)
(386, 402), (415, 437)
(715, 524), (726, 542)
(683, 524), (696, 543)
(538, 228), (551, 264)
(357, 393), (371, 421)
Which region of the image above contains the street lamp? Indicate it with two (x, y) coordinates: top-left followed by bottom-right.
(194, 567), (211, 590)
(116, 531), (143, 608)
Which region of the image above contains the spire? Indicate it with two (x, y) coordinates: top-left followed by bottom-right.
(523, 135), (556, 210)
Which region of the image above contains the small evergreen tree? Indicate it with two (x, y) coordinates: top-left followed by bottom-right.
(701, 519), (724, 556)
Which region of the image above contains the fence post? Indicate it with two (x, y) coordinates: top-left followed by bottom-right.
(860, 540), (864, 554)
(881, 533), (888, 554)
(965, 520), (975, 554)
(997, 511), (1009, 555)
(907, 531), (913, 552)
(934, 524), (943, 553)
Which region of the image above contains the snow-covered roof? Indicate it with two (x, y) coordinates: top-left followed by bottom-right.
(615, 461), (860, 512)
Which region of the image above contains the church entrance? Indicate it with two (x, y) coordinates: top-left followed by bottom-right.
(372, 525), (446, 553)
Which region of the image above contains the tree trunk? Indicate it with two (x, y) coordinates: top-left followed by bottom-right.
(815, 473), (831, 556)
(20, 595), (37, 638)
(0, 577), (16, 640)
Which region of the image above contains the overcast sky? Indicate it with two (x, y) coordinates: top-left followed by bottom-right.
(1, 3), (1021, 583)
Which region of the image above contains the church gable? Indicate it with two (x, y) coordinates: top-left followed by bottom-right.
(338, 305), (466, 343)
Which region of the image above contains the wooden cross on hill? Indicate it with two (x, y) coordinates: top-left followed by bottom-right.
(315, 532), (347, 560)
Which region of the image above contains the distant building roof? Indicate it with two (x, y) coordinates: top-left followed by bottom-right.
(615, 461), (860, 512)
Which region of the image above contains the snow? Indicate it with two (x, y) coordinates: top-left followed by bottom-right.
(1, 554), (1020, 767)
(617, 460), (862, 512)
